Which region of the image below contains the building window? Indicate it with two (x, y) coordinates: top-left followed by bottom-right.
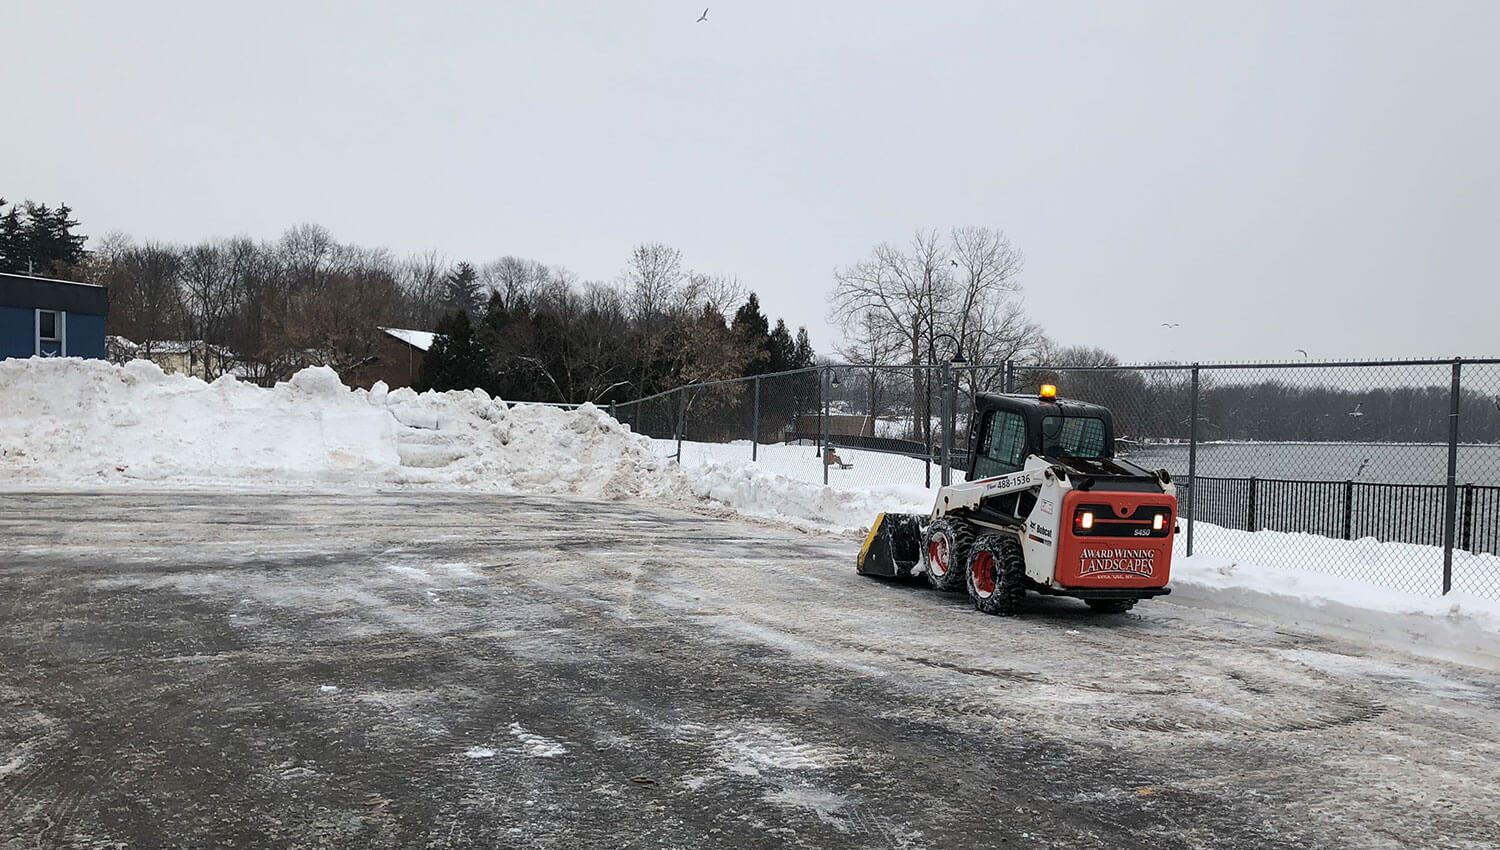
(36, 309), (65, 356)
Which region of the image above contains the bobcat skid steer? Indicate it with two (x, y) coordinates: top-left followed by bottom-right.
(857, 386), (1178, 615)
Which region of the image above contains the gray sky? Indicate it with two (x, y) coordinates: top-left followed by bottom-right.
(4, 1), (1497, 363)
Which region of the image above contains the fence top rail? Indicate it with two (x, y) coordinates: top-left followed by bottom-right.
(580, 355), (1500, 410)
(1191, 475), (1500, 490)
(993, 357), (1500, 372)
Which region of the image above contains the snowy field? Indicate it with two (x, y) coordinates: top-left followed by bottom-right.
(2, 357), (1498, 648)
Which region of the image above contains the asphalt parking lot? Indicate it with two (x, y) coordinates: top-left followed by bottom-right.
(2, 491), (1497, 849)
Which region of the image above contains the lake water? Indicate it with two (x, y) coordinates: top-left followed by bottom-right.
(1120, 442), (1500, 486)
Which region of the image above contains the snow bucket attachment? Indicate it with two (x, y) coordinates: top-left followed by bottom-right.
(856, 512), (926, 577)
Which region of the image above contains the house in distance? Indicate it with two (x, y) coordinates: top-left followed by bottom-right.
(0, 271), (108, 361)
(345, 327), (434, 390)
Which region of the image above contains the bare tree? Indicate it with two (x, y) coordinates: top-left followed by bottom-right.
(621, 242), (685, 322)
(831, 227), (1041, 441)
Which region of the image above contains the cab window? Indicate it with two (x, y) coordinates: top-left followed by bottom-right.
(1040, 416), (1107, 458)
(972, 411), (1028, 479)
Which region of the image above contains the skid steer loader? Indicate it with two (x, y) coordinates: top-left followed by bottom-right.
(856, 386), (1177, 615)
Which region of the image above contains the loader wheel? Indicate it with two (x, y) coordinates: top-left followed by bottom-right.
(924, 517), (974, 592)
(967, 535), (1027, 616)
(1086, 598), (1137, 614)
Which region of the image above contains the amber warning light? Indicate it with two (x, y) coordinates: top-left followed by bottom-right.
(1039, 384), (1057, 399)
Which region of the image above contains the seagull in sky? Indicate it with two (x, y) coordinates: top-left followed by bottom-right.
(1161, 322), (1179, 328)
(1295, 349), (1309, 358)
(697, 8), (709, 22)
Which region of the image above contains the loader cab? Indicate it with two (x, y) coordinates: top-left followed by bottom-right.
(967, 392), (1116, 482)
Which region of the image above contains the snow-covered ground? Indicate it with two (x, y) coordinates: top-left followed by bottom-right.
(2, 357), (1497, 656)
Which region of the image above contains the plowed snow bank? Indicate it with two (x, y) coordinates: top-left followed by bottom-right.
(0, 358), (681, 500)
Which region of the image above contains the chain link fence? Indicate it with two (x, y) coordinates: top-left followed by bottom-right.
(608, 358), (1500, 601)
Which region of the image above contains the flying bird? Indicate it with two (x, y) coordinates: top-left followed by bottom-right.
(1161, 322), (1180, 328)
(1295, 349), (1309, 358)
(697, 7), (709, 22)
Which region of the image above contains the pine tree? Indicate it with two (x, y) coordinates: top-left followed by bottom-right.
(0, 199), (19, 273)
(0, 199), (87, 276)
(792, 327), (815, 369)
(417, 310), (491, 391)
(767, 319), (795, 372)
(442, 261), (482, 318)
(731, 292), (773, 376)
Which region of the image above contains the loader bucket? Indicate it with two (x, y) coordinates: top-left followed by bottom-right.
(856, 512), (927, 577)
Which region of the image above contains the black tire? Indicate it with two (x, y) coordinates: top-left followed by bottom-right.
(924, 516), (974, 592)
(967, 535), (1027, 616)
(1086, 598), (1137, 614)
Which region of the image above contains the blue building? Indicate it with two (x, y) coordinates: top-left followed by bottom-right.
(0, 272), (109, 360)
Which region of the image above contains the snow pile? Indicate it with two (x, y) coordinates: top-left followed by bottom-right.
(686, 456), (932, 532)
(0, 358), (682, 500)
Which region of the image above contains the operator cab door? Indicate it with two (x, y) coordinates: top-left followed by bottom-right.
(970, 410), (1028, 481)
(969, 409), (1032, 519)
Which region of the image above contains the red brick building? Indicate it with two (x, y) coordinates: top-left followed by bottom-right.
(346, 327), (434, 390)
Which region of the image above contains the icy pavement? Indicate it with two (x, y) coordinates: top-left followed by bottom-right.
(1, 491), (1498, 848)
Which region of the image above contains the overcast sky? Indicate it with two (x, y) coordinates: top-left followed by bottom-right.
(3, 1), (1496, 364)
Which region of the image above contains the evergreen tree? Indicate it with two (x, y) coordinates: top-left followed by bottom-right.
(417, 310), (491, 391)
(791, 327), (815, 369)
(0, 198), (87, 276)
(731, 292), (773, 375)
(767, 319), (795, 372)
(0, 200), (20, 273)
(441, 261), (482, 318)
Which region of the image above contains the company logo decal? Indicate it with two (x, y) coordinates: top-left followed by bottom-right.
(1079, 548), (1156, 578)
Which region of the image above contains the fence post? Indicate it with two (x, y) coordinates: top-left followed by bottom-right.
(675, 387), (686, 463)
(1343, 480), (1354, 540)
(1462, 483), (1475, 553)
(1442, 358), (1462, 594)
(940, 361), (954, 487)
(1186, 364), (1199, 557)
(821, 367), (830, 486)
(1247, 477), (1257, 532)
(752, 376), (760, 462)
(609, 400), (617, 421)
(1003, 359), (1014, 394)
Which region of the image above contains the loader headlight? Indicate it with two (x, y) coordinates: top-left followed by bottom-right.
(1078, 511), (1094, 530)
(1153, 513), (1165, 531)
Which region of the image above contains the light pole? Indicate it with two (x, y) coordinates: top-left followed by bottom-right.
(820, 367), (841, 484)
(930, 334), (966, 487)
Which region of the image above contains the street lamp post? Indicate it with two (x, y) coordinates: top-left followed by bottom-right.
(819, 367), (842, 485)
(930, 334), (966, 487)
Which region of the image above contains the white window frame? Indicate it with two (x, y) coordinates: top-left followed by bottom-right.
(35, 309), (66, 357)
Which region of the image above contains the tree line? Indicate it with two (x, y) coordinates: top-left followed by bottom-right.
(1, 194), (816, 402)
(417, 244), (816, 404)
(13, 192), (1488, 444)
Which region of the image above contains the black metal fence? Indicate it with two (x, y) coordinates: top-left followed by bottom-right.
(608, 357), (1500, 600)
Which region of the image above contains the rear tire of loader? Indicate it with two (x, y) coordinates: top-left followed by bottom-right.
(967, 535), (1027, 616)
(1085, 598), (1137, 614)
(924, 517), (974, 592)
